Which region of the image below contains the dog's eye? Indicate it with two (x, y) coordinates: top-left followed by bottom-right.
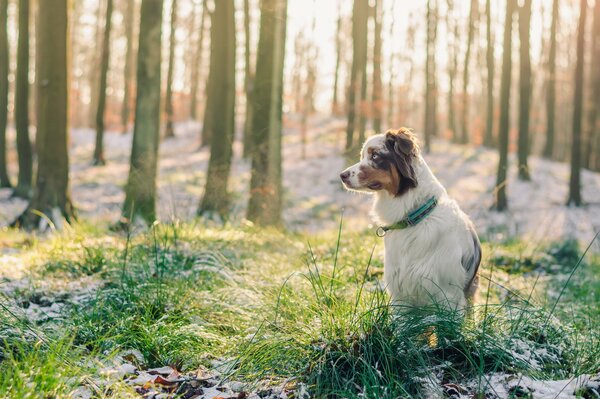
(372, 153), (380, 161)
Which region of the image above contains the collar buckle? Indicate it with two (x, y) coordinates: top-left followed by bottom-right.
(375, 226), (386, 237)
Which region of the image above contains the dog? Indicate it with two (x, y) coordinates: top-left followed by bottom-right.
(340, 128), (481, 311)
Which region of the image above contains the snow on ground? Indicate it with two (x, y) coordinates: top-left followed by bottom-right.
(0, 116), (599, 249)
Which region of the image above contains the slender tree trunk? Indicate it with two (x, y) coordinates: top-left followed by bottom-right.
(198, 0), (236, 217)
(484, 0), (495, 147)
(332, 0), (342, 116)
(424, 0), (437, 152)
(345, 0), (368, 154)
(494, 0), (515, 211)
(189, 0), (207, 121)
(15, 0), (74, 229)
(242, 0), (254, 157)
(89, 0), (105, 128)
(567, 0), (586, 206)
(93, 0), (114, 165)
(585, 0), (600, 171)
(446, 0), (458, 140)
(543, 0), (558, 159)
(0, 0), (11, 188)
(122, 0), (164, 224)
(247, 0), (287, 226)
(386, 1), (396, 128)
(460, 0), (477, 144)
(164, 0), (177, 139)
(121, 0), (135, 134)
(371, 0), (382, 133)
(517, 0), (532, 180)
(14, 0), (32, 197)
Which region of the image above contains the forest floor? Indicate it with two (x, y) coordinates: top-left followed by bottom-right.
(0, 117), (600, 398)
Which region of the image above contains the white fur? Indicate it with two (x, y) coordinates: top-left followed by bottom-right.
(341, 134), (480, 310)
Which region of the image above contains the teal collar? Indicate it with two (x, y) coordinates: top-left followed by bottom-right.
(376, 197), (438, 237)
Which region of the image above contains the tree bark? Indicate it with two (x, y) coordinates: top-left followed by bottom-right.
(459, 0), (477, 144)
(122, 0), (164, 224)
(14, 0), (32, 197)
(164, 0), (177, 139)
(494, 0), (515, 211)
(371, 0), (383, 133)
(446, 0), (459, 140)
(121, 0), (136, 134)
(543, 0), (558, 159)
(0, 0), (11, 188)
(345, 0), (368, 155)
(585, 0), (600, 171)
(15, 0), (74, 229)
(517, 0), (532, 180)
(567, 0), (586, 206)
(247, 0), (287, 226)
(424, 0), (438, 152)
(484, 0), (495, 147)
(189, 0), (207, 121)
(93, 0), (114, 165)
(198, 0), (236, 217)
(242, 0), (254, 157)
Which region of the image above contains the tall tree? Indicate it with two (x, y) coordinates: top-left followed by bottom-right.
(122, 0), (164, 224)
(483, 0), (495, 147)
(247, 0), (287, 226)
(459, 0), (477, 144)
(121, 0), (136, 133)
(198, 0), (236, 217)
(386, 1), (397, 128)
(189, 0), (207, 121)
(424, 0), (437, 152)
(345, 0), (368, 154)
(15, 0), (74, 228)
(93, 0), (114, 165)
(446, 0), (459, 139)
(242, 0), (254, 157)
(371, 0), (383, 133)
(494, 0), (515, 211)
(585, 0), (600, 170)
(331, 0), (343, 116)
(567, 0), (587, 206)
(164, 0), (178, 139)
(13, 0), (32, 197)
(543, 0), (558, 159)
(0, 0), (10, 188)
(89, 0), (106, 128)
(517, 0), (532, 180)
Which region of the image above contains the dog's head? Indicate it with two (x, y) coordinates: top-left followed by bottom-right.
(340, 128), (419, 196)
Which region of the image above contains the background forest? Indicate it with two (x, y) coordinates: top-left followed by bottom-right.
(0, 0), (600, 398)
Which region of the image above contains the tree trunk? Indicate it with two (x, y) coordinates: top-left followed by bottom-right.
(242, 0), (254, 157)
(247, 0), (287, 226)
(14, 0), (32, 197)
(484, 0), (495, 147)
(122, 0), (164, 224)
(121, 0), (136, 134)
(585, 0), (600, 171)
(332, 0), (342, 116)
(424, 0), (437, 152)
(494, 0), (515, 211)
(89, 0), (105, 128)
(459, 0), (477, 144)
(15, 0), (74, 229)
(386, 1), (396, 128)
(543, 0), (558, 159)
(0, 0), (11, 188)
(446, 0), (458, 140)
(189, 0), (207, 121)
(198, 0), (236, 217)
(567, 0), (586, 207)
(371, 0), (382, 133)
(164, 0), (177, 139)
(345, 0), (368, 154)
(517, 0), (531, 180)
(93, 0), (114, 165)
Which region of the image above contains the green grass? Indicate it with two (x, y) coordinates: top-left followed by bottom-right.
(0, 221), (598, 398)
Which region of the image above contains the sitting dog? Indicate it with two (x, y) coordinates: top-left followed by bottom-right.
(340, 128), (481, 310)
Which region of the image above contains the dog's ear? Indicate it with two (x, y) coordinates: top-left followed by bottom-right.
(385, 128), (419, 195)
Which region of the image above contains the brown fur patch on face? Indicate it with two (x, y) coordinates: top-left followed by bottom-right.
(358, 163), (400, 196)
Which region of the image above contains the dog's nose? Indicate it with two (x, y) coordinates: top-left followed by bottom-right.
(340, 171), (350, 181)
